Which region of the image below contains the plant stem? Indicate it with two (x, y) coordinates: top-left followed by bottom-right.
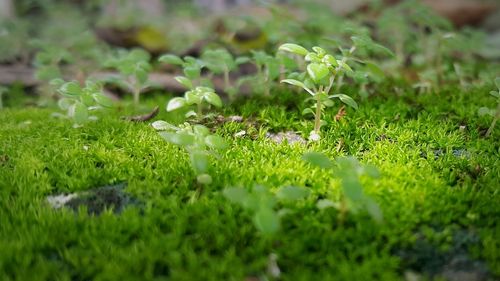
(133, 86), (140, 106)
(223, 68), (230, 92)
(0, 93), (3, 109)
(314, 86), (324, 134)
(197, 103), (203, 118)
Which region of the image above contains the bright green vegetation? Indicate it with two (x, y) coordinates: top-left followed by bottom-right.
(1, 85), (499, 280)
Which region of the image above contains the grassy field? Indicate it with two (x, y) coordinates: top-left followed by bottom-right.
(0, 86), (499, 280)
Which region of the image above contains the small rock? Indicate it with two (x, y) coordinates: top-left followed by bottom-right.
(227, 115), (244, 122)
(47, 193), (78, 209)
(234, 130), (246, 138)
(266, 131), (306, 145)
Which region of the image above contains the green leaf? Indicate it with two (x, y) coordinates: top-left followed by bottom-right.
(307, 63), (330, 82)
(495, 77), (500, 89)
(70, 102), (88, 124)
(57, 98), (72, 110)
(278, 43), (308, 56)
(159, 132), (195, 146)
(490, 91), (500, 99)
(203, 92), (222, 107)
(478, 107), (494, 117)
(365, 198), (383, 223)
(184, 65), (201, 80)
(342, 177), (364, 202)
(193, 125), (210, 136)
(302, 152), (334, 169)
(166, 97), (186, 111)
(151, 120), (177, 131)
(365, 61), (385, 79)
(158, 54), (183, 65)
(185, 91), (202, 105)
(191, 151), (208, 174)
(60, 82), (82, 96)
(223, 187), (249, 205)
(276, 186), (310, 201)
(93, 93), (113, 108)
(281, 79), (314, 95)
(331, 94), (358, 110)
(316, 199), (337, 210)
(254, 207), (280, 234)
(205, 135), (227, 150)
(175, 76), (193, 89)
(197, 174), (212, 185)
(302, 108), (314, 116)
(134, 66), (148, 85)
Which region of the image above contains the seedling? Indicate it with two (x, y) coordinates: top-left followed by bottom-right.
(303, 152), (382, 223)
(152, 121), (226, 185)
(104, 48), (152, 106)
(278, 43), (358, 141)
(201, 49), (249, 95)
(478, 77), (500, 137)
(51, 79), (113, 127)
(251, 50), (280, 96)
(166, 80), (222, 120)
(223, 185), (310, 235)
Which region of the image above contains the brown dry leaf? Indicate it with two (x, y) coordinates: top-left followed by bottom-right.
(122, 106), (159, 122)
(335, 105), (346, 122)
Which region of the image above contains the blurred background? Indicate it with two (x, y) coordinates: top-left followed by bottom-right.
(0, 0), (499, 105)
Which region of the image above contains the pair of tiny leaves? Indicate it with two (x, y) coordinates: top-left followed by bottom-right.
(159, 129), (226, 150)
(158, 55), (203, 80)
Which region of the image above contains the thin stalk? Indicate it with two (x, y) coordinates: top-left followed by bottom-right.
(0, 92), (3, 109)
(133, 85), (141, 106)
(223, 67), (230, 92)
(485, 103), (500, 137)
(314, 86), (324, 134)
(197, 102), (203, 118)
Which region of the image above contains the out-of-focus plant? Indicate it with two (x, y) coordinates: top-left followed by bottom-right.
(158, 54), (205, 86)
(201, 48), (249, 96)
(223, 185), (310, 235)
(303, 152), (382, 223)
(152, 122), (226, 185)
(251, 50), (280, 96)
(104, 48), (152, 106)
(51, 79), (113, 127)
(478, 77), (500, 137)
(278, 43), (358, 141)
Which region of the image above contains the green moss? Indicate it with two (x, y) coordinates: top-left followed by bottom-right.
(0, 85), (498, 280)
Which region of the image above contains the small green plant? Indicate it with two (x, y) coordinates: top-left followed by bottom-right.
(166, 81), (222, 120)
(478, 77), (500, 137)
(223, 185), (310, 235)
(158, 54), (205, 86)
(251, 50), (280, 96)
(104, 48), (152, 106)
(278, 43), (358, 141)
(302, 152), (382, 223)
(201, 49), (249, 95)
(152, 122), (226, 185)
(51, 79), (113, 127)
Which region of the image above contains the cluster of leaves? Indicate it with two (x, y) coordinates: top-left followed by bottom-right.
(166, 83), (222, 120)
(104, 48), (152, 106)
(223, 185), (310, 235)
(303, 152), (382, 223)
(478, 77), (500, 137)
(278, 43), (358, 141)
(51, 79), (113, 126)
(152, 122), (226, 185)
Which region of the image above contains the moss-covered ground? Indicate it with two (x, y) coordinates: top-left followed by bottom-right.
(0, 86), (499, 280)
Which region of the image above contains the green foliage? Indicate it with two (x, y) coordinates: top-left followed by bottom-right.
(104, 48), (152, 106)
(303, 152), (382, 222)
(153, 122), (226, 185)
(51, 79), (113, 126)
(158, 54), (204, 82)
(223, 185), (309, 235)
